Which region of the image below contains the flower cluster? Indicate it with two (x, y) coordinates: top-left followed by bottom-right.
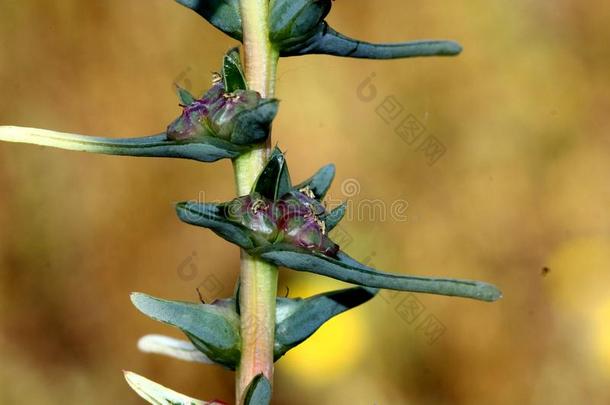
(228, 188), (339, 257)
(167, 79), (263, 142)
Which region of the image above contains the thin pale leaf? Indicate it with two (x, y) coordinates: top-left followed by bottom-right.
(124, 371), (211, 405)
(137, 334), (213, 364)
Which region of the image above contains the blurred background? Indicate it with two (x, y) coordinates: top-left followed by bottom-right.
(0, 0), (609, 404)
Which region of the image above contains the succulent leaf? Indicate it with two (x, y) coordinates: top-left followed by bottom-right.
(243, 374), (272, 405)
(175, 0), (242, 40)
(222, 47), (247, 92)
(176, 0), (462, 60)
(322, 202), (347, 231)
(274, 286), (377, 358)
(135, 287), (372, 368)
(176, 201), (258, 250)
(131, 293), (241, 370)
(281, 23), (463, 59)
(177, 86), (197, 105)
(294, 163), (335, 200)
(229, 99), (279, 145)
(258, 246), (502, 302)
(253, 148), (292, 201)
(269, 0), (332, 47)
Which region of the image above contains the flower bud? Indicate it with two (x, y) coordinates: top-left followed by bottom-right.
(166, 82), (223, 141)
(207, 90), (261, 139)
(276, 190), (325, 218)
(276, 190), (339, 257)
(167, 80), (263, 142)
(228, 194), (278, 243)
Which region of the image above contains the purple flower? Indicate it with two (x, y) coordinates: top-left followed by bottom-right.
(226, 189), (339, 257)
(228, 194), (278, 243)
(167, 81), (261, 141)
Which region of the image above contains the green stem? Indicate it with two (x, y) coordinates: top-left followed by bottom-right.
(234, 0), (280, 403)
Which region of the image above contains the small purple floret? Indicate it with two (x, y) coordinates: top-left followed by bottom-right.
(167, 81), (261, 141)
(228, 190), (339, 257)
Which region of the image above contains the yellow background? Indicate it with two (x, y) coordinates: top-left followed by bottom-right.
(0, 0), (609, 403)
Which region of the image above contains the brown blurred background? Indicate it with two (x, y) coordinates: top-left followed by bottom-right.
(1, 0), (609, 404)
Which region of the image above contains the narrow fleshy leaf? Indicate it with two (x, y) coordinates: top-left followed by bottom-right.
(269, 0), (331, 45)
(243, 374), (272, 405)
(136, 292), (372, 368)
(177, 1), (461, 61)
(131, 293), (241, 369)
(322, 202), (346, 231)
(137, 334), (214, 364)
(274, 286), (377, 358)
(176, 202), (256, 250)
(294, 163), (335, 200)
(0, 126), (245, 162)
(282, 24), (463, 59)
(176, 0), (242, 40)
(230, 100), (279, 145)
(258, 246), (502, 302)
(253, 148), (292, 200)
(124, 371), (213, 405)
(222, 47), (247, 92)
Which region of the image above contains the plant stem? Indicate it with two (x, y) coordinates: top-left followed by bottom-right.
(233, 0), (280, 403)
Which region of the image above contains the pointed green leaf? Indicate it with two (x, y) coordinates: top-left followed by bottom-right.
(253, 148), (292, 200)
(177, 1), (462, 61)
(124, 371), (213, 405)
(322, 202), (346, 231)
(244, 374), (272, 405)
(137, 334), (214, 364)
(176, 0), (242, 40)
(269, 0), (331, 45)
(131, 293), (241, 369)
(177, 86), (196, 105)
(294, 163), (335, 200)
(0, 126), (247, 162)
(230, 100), (279, 145)
(274, 286), (377, 358)
(176, 201), (256, 250)
(282, 24), (463, 59)
(233, 276), (242, 316)
(136, 292), (373, 368)
(222, 47), (247, 92)
(258, 246), (502, 302)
